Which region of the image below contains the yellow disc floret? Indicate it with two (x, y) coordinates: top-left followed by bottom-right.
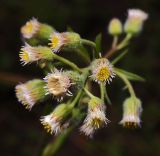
(21, 18), (40, 39)
(51, 35), (59, 49)
(20, 50), (30, 63)
(96, 66), (111, 82)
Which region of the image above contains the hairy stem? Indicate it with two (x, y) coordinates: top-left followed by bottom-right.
(115, 70), (136, 97)
(52, 53), (82, 73)
(104, 34), (132, 58)
(100, 82), (105, 102)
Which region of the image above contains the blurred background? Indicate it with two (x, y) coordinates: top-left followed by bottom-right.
(0, 0), (160, 156)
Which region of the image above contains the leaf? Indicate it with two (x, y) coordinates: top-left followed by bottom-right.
(111, 49), (128, 65)
(115, 68), (145, 82)
(95, 33), (102, 57)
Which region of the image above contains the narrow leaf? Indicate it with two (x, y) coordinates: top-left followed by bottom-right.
(111, 49), (128, 65)
(115, 68), (145, 82)
(95, 33), (102, 57)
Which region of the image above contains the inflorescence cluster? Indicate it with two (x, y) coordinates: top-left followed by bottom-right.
(15, 9), (148, 137)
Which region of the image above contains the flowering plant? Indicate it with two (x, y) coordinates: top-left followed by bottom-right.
(15, 9), (148, 155)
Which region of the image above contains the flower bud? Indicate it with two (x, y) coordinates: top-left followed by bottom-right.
(40, 103), (72, 134)
(21, 18), (54, 45)
(80, 97), (109, 137)
(108, 18), (123, 36)
(65, 70), (84, 90)
(19, 44), (53, 65)
(124, 9), (148, 34)
(119, 96), (142, 128)
(90, 58), (116, 84)
(15, 79), (46, 110)
(49, 32), (81, 53)
(44, 69), (73, 101)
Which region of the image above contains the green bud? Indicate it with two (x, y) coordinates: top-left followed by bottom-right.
(124, 9), (148, 35)
(108, 18), (123, 36)
(120, 96), (142, 128)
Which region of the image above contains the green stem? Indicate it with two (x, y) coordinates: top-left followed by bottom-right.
(112, 36), (118, 48)
(115, 70), (136, 97)
(84, 88), (95, 98)
(70, 90), (83, 108)
(42, 127), (74, 156)
(104, 33), (132, 58)
(52, 53), (82, 73)
(81, 39), (96, 48)
(117, 33), (132, 50)
(100, 82), (105, 102)
(81, 39), (97, 59)
(70, 68), (90, 108)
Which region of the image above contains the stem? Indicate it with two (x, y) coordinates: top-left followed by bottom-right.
(70, 68), (90, 108)
(81, 39), (97, 59)
(117, 33), (132, 50)
(70, 90), (83, 108)
(42, 127), (74, 156)
(104, 33), (132, 58)
(100, 83), (105, 102)
(116, 70), (136, 97)
(112, 36), (118, 48)
(84, 88), (95, 98)
(81, 39), (96, 48)
(52, 53), (82, 73)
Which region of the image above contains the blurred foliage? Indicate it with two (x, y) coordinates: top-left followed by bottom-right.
(0, 0), (160, 156)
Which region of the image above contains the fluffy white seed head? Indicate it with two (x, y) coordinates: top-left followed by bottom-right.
(44, 69), (72, 101)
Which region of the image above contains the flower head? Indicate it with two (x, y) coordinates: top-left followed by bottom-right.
(21, 18), (40, 39)
(119, 96), (142, 128)
(80, 97), (109, 137)
(44, 69), (72, 101)
(124, 9), (148, 34)
(40, 104), (71, 135)
(19, 44), (53, 65)
(15, 79), (46, 110)
(90, 58), (115, 84)
(49, 32), (81, 53)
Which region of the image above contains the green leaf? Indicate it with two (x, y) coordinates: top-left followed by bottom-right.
(95, 33), (102, 56)
(111, 49), (128, 65)
(115, 68), (145, 82)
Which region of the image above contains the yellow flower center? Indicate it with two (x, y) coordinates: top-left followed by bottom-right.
(91, 118), (103, 128)
(42, 122), (52, 134)
(97, 67), (110, 81)
(20, 51), (29, 62)
(50, 35), (60, 49)
(123, 122), (138, 128)
(21, 22), (34, 35)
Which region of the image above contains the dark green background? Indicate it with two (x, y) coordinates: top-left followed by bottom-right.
(0, 0), (160, 156)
